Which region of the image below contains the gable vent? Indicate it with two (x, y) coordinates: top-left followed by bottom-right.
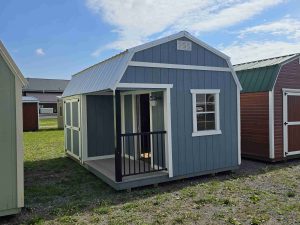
(177, 40), (192, 51)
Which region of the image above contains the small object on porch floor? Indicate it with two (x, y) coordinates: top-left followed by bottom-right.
(141, 152), (151, 159)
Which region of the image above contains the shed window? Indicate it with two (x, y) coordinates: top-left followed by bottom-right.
(191, 89), (221, 137)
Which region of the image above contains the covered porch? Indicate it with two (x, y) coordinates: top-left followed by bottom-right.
(81, 83), (173, 189)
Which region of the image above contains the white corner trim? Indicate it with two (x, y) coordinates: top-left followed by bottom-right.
(81, 95), (88, 162)
(0, 41), (27, 86)
(237, 88), (241, 165)
(269, 91), (275, 159)
(117, 83), (173, 89)
(128, 61), (231, 72)
(164, 88), (173, 177)
(227, 59), (243, 91)
(15, 79), (24, 208)
(192, 130), (222, 137)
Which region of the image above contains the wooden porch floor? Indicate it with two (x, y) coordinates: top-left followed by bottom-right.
(84, 158), (168, 188)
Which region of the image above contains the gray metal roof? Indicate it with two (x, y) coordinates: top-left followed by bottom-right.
(234, 54), (299, 71)
(24, 78), (69, 92)
(22, 96), (39, 103)
(63, 51), (132, 97)
(63, 31), (241, 97)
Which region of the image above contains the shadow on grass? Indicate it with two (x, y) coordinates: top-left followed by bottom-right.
(38, 127), (62, 131)
(1, 156), (300, 224)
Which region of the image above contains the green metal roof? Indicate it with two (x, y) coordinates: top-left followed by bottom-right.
(234, 54), (299, 93)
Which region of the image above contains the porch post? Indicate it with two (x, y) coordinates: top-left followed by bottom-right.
(115, 90), (122, 182)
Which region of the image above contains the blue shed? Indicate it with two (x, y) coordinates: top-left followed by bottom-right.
(63, 31), (242, 190)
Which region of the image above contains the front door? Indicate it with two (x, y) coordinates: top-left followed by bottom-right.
(136, 94), (151, 159)
(283, 90), (300, 156)
(64, 98), (81, 160)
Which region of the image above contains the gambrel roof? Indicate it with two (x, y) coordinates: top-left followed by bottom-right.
(235, 54), (300, 93)
(63, 31), (241, 97)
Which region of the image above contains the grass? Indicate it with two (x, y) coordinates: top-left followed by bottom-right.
(1, 119), (300, 224)
(39, 118), (58, 130)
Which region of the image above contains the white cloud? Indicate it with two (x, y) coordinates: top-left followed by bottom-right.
(239, 17), (300, 39)
(86, 0), (284, 54)
(221, 41), (300, 64)
(35, 48), (45, 56)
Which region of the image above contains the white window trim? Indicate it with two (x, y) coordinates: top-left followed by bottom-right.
(191, 89), (221, 137)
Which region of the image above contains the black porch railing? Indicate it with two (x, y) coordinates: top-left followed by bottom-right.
(120, 131), (167, 177)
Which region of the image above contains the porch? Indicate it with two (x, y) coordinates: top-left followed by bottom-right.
(69, 84), (173, 189)
(84, 157), (169, 190)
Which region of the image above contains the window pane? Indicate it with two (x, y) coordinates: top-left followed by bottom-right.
(196, 94), (205, 112)
(197, 114), (206, 131)
(196, 113), (216, 131)
(206, 113), (215, 130)
(206, 102), (215, 112)
(206, 94), (215, 103)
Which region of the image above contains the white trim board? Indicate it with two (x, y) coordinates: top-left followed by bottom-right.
(190, 89), (221, 137)
(269, 91), (275, 159)
(117, 83), (173, 89)
(0, 41), (27, 86)
(237, 87), (241, 165)
(15, 79), (24, 208)
(128, 61), (231, 72)
(226, 59), (243, 90)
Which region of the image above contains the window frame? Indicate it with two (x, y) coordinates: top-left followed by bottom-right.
(191, 89), (221, 137)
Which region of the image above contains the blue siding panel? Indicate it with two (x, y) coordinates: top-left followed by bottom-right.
(132, 37), (228, 68)
(87, 95), (115, 157)
(120, 66), (238, 177)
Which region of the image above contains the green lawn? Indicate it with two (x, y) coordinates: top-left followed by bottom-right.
(2, 127), (300, 224)
(39, 118), (58, 130)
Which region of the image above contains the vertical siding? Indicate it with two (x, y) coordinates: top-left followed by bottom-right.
(151, 91), (164, 131)
(274, 58), (300, 160)
(0, 54), (17, 212)
(86, 95), (115, 157)
(120, 67), (238, 177)
(124, 95), (133, 133)
(240, 92), (270, 159)
(23, 103), (39, 131)
(132, 37), (228, 68)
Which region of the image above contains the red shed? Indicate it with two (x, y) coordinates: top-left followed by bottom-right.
(22, 96), (39, 131)
(235, 54), (300, 162)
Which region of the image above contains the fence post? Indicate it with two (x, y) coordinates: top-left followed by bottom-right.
(115, 90), (122, 182)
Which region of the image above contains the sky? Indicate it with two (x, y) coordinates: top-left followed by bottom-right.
(1, 0), (300, 80)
